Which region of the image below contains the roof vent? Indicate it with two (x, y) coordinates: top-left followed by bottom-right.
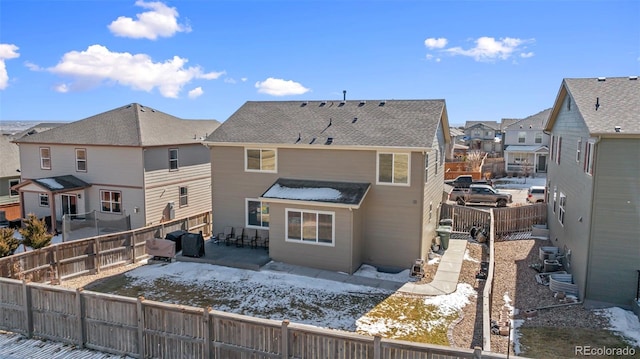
(358, 100), (366, 107)
(320, 101), (327, 107)
(140, 108), (145, 112)
(614, 126), (621, 132)
(597, 77), (606, 82)
(338, 101), (345, 107)
(301, 101), (308, 107)
(630, 76), (638, 80)
(379, 100), (386, 106)
(325, 137), (333, 145)
(352, 117), (358, 124)
(595, 97), (600, 111)
(309, 137), (316, 144)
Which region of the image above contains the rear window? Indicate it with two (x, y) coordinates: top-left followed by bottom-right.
(530, 188), (545, 194)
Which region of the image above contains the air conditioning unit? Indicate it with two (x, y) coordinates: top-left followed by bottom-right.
(168, 202), (175, 220)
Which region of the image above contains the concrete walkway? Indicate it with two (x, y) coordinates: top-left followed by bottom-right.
(397, 238), (467, 295)
(262, 238), (468, 296)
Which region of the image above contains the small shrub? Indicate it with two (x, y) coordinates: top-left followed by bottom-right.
(19, 214), (53, 250)
(0, 227), (20, 257)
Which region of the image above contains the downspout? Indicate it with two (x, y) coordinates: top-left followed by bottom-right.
(583, 135), (602, 303)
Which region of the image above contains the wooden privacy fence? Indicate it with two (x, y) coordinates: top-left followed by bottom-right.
(0, 277), (518, 359)
(0, 211), (211, 282)
(440, 203), (547, 237)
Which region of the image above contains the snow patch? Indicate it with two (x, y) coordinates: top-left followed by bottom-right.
(38, 178), (64, 189)
(464, 249), (479, 262)
(595, 307), (640, 347)
(353, 264), (410, 283)
(264, 184), (341, 200)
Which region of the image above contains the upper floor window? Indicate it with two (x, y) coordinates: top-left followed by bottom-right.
(518, 132), (526, 143)
(558, 192), (566, 225)
(555, 137), (562, 164)
(535, 133), (543, 144)
(76, 148), (87, 172)
(552, 186), (557, 213)
(485, 131), (491, 137)
(39, 193), (49, 207)
(585, 141), (595, 175)
(246, 148), (276, 172)
(40, 147), (51, 170)
(169, 149), (179, 171)
(377, 152), (409, 185)
(473, 130), (481, 137)
(100, 190), (122, 213)
(286, 208), (334, 246)
(424, 154), (429, 183)
(179, 186), (188, 207)
(9, 179), (19, 197)
(247, 199), (269, 228)
(576, 140), (582, 163)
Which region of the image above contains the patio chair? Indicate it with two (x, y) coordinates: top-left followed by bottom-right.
(255, 229), (269, 250)
(245, 228), (259, 249)
(216, 226), (233, 246)
(228, 226), (246, 247)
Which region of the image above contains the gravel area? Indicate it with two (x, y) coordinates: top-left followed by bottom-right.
(58, 261), (148, 290)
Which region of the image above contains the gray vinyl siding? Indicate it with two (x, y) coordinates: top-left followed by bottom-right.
(586, 138), (640, 306)
(352, 208), (363, 273)
(503, 129), (549, 147)
(211, 145), (428, 270)
(22, 191), (51, 219)
(268, 203), (354, 273)
(0, 176), (20, 205)
(546, 94), (594, 301)
(85, 186), (146, 229)
(422, 126), (446, 259)
(143, 145), (212, 226)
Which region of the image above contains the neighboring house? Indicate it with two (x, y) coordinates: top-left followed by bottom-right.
(463, 121), (502, 154)
(205, 100), (450, 274)
(544, 76), (640, 308)
(12, 103), (219, 233)
(447, 127), (468, 160)
(0, 136), (21, 214)
(503, 108), (551, 174)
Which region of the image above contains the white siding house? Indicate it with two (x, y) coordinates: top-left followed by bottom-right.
(503, 108), (551, 174)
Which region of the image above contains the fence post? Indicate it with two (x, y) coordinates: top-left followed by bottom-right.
(281, 320), (289, 359)
(373, 335), (381, 359)
(93, 237), (100, 274)
(131, 231), (136, 264)
(75, 288), (85, 348)
(22, 280), (33, 337)
(203, 307), (211, 359)
(473, 346), (482, 358)
(137, 296), (145, 359)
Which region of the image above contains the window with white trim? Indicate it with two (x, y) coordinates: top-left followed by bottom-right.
(246, 199), (269, 228)
(576, 140), (582, 163)
(39, 193), (49, 207)
(518, 132), (526, 143)
(40, 147), (51, 170)
(9, 179), (19, 197)
(377, 153), (409, 185)
(424, 154), (429, 183)
(245, 148), (276, 172)
(555, 137), (562, 164)
(558, 192), (566, 225)
(169, 148), (179, 171)
(552, 186), (557, 213)
(585, 141), (595, 175)
(535, 133), (543, 144)
(286, 209), (334, 245)
(435, 151), (439, 174)
(100, 190), (122, 213)
(179, 186), (188, 207)
(76, 148), (87, 172)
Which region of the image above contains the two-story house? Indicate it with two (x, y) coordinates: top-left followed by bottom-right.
(12, 103), (219, 234)
(463, 121), (501, 154)
(503, 108), (551, 174)
(205, 100), (450, 274)
(545, 76), (639, 308)
(0, 136), (21, 219)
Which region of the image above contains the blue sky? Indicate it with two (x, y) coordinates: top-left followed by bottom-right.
(1, 0), (639, 126)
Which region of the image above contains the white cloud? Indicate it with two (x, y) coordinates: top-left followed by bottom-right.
(241, 77), (248, 82)
(0, 43), (20, 90)
(445, 37), (534, 62)
(255, 77), (310, 96)
(424, 37), (448, 49)
(54, 83), (70, 93)
(224, 77), (237, 84)
(188, 86), (203, 98)
(520, 52), (534, 58)
(108, 0), (191, 40)
(47, 44), (224, 97)
(24, 61), (42, 71)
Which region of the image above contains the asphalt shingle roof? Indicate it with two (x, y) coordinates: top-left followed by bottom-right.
(14, 103), (220, 146)
(261, 178), (371, 206)
(505, 108), (551, 131)
(32, 175), (90, 192)
(206, 100), (447, 148)
(0, 136), (20, 177)
(561, 77), (640, 134)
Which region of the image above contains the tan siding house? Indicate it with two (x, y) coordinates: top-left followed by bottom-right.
(13, 103), (219, 233)
(545, 77), (640, 308)
(205, 100), (450, 274)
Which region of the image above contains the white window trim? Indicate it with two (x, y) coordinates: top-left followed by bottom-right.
(40, 147), (51, 170)
(285, 208), (335, 247)
(100, 190), (122, 214)
(244, 148), (278, 173)
(552, 186), (557, 213)
(76, 148), (87, 172)
(9, 179), (19, 197)
(245, 198), (269, 229)
(585, 141), (595, 176)
(376, 152), (411, 186)
(558, 192), (566, 226)
(39, 193), (49, 207)
(179, 186), (188, 207)
(576, 140), (582, 163)
(424, 154), (429, 183)
(535, 132), (543, 144)
(169, 148), (179, 171)
(518, 132), (526, 143)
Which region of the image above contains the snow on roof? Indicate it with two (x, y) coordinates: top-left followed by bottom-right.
(263, 184), (342, 201)
(37, 178), (64, 189)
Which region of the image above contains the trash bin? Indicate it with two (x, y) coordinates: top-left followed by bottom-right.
(165, 230), (187, 252)
(436, 225), (452, 250)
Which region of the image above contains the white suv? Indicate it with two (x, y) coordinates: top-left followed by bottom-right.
(527, 186), (546, 203)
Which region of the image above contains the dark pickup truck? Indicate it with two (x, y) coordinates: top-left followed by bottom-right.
(444, 175), (491, 188)
(449, 184), (512, 207)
